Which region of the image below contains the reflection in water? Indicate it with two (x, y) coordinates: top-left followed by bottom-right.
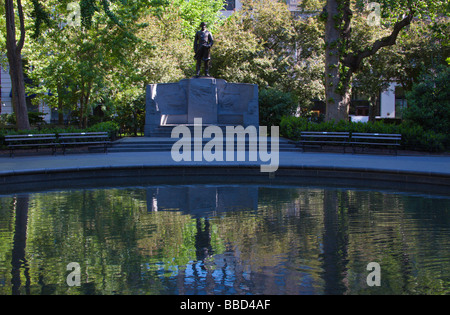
(11, 195), (30, 295)
(0, 185), (449, 295)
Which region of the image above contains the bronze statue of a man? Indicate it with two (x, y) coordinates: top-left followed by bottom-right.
(194, 22), (214, 77)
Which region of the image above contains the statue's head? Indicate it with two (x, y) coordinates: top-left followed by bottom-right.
(200, 22), (207, 29)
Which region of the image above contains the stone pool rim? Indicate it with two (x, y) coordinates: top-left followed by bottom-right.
(0, 160), (449, 196)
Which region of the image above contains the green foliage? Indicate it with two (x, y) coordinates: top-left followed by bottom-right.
(113, 93), (146, 136)
(0, 113), (16, 126)
(382, 21), (450, 92)
(210, 12), (262, 84)
(323, 0), (449, 121)
(135, 7), (194, 83)
(30, 0), (53, 39)
(87, 121), (120, 137)
(0, 121), (120, 148)
(403, 66), (450, 135)
(149, 0), (226, 36)
(21, 0), (226, 129)
(24, 0), (149, 129)
(211, 0), (324, 108)
(0, 112), (47, 126)
(27, 112), (46, 125)
(3, 0), (448, 130)
(259, 88), (298, 127)
(280, 116), (449, 152)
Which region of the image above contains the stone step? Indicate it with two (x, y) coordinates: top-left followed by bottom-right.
(102, 145), (301, 152)
(102, 147), (302, 153)
(90, 136), (301, 153)
(103, 148), (302, 154)
(147, 125), (281, 137)
(111, 139), (294, 145)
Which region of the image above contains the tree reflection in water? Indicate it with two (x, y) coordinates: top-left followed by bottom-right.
(1, 184), (449, 295)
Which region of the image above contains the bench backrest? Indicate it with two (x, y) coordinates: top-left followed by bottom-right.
(5, 134), (57, 142)
(58, 132), (108, 137)
(58, 132), (109, 143)
(59, 132), (108, 138)
(351, 133), (401, 142)
(301, 131), (350, 139)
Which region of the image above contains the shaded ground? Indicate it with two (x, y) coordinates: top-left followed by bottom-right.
(1, 142), (448, 158)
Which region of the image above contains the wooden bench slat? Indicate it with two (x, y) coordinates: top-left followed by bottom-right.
(5, 133), (58, 157)
(301, 136), (348, 139)
(298, 131), (350, 153)
(350, 132), (401, 155)
(296, 131), (401, 154)
(8, 143), (57, 147)
(351, 137), (400, 141)
(60, 135), (108, 138)
(59, 133), (108, 136)
(6, 137), (57, 142)
(59, 132), (110, 154)
(5, 134), (56, 138)
(5, 131), (110, 157)
(61, 141), (110, 145)
(352, 132), (402, 137)
(61, 138), (109, 141)
(351, 141), (400, 146)
(300, 141), (349, 144)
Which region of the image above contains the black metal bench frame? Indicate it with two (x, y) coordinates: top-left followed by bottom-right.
(350, 133), (402, 155)
(58, 132), (110, 155)
(5, 133), (58, 157)
(298, 131), (351, 153)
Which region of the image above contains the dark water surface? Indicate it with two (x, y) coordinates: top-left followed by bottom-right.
(0, 184), (449, 295)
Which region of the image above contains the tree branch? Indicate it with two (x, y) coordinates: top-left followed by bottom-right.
(343, 10), (415, 72)
(16, 0), (26, 53)
(341, 0), (352, 40)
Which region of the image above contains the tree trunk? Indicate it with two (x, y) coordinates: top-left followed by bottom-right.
(324, 0), (352, 122)
(79, 82), (92, 128)
(322, 190), (348, 294)
(368, 93), (378, 123)
(11, 195), (30, 295)
(323, 0), (414, 122)
(84, 85), (91, 128)
(57, 84), (64, 125)
(5, 0), (30, 130)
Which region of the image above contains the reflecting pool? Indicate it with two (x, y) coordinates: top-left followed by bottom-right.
(0, 184), (449, 295)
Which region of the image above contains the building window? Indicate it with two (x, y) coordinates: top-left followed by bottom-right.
(224, 0), (235, 10)
(286, 0), (299, 11)
(350, 87), (381, 117)
(395, 86), (407, 119)
(350, 88), (370, 116)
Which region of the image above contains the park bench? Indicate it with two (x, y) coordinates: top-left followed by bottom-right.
(5, 133), (58, 157)
(58, 132), (110, 155)
(298, 131), (351, 152)
(350, 133), (402, 155)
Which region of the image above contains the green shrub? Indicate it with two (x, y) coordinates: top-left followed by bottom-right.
(259, 88), (298, 128)
(113, 93), (145, 136)
(0, 121), (120, 148)
(28, 112), (46, 125)
(280, 116), (449, 152)
(403, 66), (450, 135)
(88, 121), (120, 138)
(0, 112), (47, 126)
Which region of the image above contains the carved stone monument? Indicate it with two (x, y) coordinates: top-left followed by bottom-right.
(146, 185), (258, 216)
(144, 77), (259, 137)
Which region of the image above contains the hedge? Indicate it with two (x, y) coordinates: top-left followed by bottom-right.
(0, 121), (120, 148)
(280, 116), (449, 152)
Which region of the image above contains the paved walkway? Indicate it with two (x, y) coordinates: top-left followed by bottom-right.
(0, 150), (449, 176)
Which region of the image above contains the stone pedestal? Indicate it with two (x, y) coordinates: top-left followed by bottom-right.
(144, 78), (259, 137)
(146, 186), (258, 216)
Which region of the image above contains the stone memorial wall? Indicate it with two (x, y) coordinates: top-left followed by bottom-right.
(144, 78), (259, 137)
